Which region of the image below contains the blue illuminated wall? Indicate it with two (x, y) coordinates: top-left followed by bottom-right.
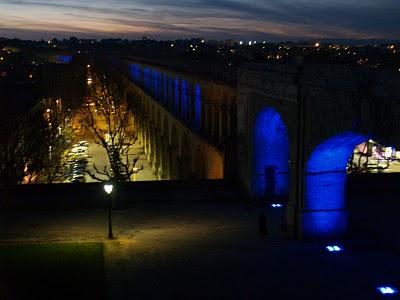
(252, 108), (289, 199)
(55, 55), (72, 64)
(127, 62), (202, 130)
(194, 84), (201, 129)
(174, 77), (180, 113)
(303, 131), (367, 238)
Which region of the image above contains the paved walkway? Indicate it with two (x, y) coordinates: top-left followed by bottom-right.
(1, 200), (399, 299)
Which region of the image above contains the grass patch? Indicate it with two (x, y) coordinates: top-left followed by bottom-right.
(0, 243), (105, 299)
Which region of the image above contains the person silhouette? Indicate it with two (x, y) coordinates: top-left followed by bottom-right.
(258, 212), (268, 239)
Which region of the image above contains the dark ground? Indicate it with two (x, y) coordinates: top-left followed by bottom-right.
(1, 196), (400, 300)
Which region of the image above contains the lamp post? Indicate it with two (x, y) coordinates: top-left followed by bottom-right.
(104, 183), (114, 239)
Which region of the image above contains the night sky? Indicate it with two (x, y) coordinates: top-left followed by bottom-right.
(0, 0), (398, 40)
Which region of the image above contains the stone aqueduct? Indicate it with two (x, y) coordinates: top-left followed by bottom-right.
(112, 58), (237, 181)
(111, 58), (400, 239)
(238, 63), (400, 238)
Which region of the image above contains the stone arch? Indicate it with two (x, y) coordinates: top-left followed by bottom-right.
(252, 107), (289, 201)
(149, 126), (156, 165)
(180, 132), (192, 179)
(144, 121), (150, 157)
(159, 136), (169, 179)
(194, 144), (207, 179)
(302, 131), (367, 239)
(163, 116), (169, 137)
(157, 109), (162, 129)
(154, 131), (162, 176)
(169, 124), (179, 180)
(213, 104), (220, 141)
(158, 117), (170, 179)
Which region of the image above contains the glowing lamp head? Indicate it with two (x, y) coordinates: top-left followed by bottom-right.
(104, 184), (113, 195)
(377, 286), (398, 295)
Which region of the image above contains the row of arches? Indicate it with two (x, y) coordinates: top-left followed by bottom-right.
(121, 60), (235, 144)
(127, 87), (224, 181)
(252, 107), (371, 238)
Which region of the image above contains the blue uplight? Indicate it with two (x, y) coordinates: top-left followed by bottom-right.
(377, 286), (398, 295)
(55, 55), (72, 64)
(303, 132), (367, 238)
(174, 77), (180, 113)
(325, 245), (343, 252)
(181, 79), (188, 118)
(271, 204), (283, 208)
(252, 108), (289, 199)
(194, 83), (201, 129)
(127, 63), (203, 130)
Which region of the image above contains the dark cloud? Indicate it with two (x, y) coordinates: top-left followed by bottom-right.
(0, 0), (398, 40)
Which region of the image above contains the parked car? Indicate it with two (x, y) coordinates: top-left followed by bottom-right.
(77, 141), (89, 147)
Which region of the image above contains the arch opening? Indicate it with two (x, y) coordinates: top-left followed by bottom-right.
(252, 108), (289, 201)
(181, 133), (192, 179)
(303, 131), (367, 238)
(169, 125), (179, 180)
(194, 144), (207, 179)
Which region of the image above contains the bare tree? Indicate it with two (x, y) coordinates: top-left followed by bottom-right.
(0, 100), (69, 184)
(82, 74), (143, 182)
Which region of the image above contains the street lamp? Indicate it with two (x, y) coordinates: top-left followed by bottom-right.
(104, 183), (114, 239)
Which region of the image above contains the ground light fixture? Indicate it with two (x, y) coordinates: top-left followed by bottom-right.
(326, 245), (343, 252)
(377, 286), (398, 295)
(103, 183), (114, 239)
(271, 204), (283, 208)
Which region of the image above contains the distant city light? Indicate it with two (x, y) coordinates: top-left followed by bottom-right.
(0, 57), (3, 60)
(87, 64), (91, 68)
(377, 286), (398, 295)
(248, 41), (252, 46)
(315, 42), (320, 47)
(201, 39), (205, 43)
(326, 245), (343, 252)
(170, 43), (174, 47)
(239, 41), (243, 45)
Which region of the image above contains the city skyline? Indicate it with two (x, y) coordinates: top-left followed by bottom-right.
(0, 0), (399, 41)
